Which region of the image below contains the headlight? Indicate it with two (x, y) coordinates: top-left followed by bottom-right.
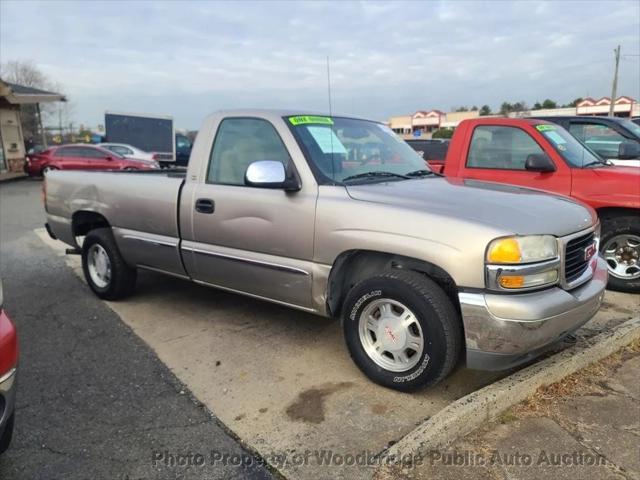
(486, 235), (560, 291)
(487, 235), (558, 264)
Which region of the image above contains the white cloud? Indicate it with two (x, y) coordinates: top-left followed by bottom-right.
(1, 0), (638, 128)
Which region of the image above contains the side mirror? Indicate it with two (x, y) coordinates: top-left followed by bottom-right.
(245, 161), (300, 191)
(105, 155), (114, 161)
(618, 140), (640, 160)
(525, 153), (556, 173)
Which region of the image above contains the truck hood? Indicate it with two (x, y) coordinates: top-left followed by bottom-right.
(573, 166), (640, 208)
(591, 165), (640, 188)
(346, 177), (595, 237)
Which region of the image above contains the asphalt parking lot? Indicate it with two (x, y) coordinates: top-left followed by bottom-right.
(3, 179), (639, 480)
(0, 180), (273, 480)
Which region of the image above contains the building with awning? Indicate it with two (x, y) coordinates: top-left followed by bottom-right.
(0, 79), (66, 173)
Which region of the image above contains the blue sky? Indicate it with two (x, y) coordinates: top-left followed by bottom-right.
(1, 0), (639, 129)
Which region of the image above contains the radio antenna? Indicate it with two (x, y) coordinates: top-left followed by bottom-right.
(326, 55), (333, 116)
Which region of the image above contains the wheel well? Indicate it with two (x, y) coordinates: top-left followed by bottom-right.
(72, 211), (110, 237)
(326, 250), (460, 318)
(596, 207), (639, 221)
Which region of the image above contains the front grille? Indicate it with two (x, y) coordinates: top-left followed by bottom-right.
(564, 231), (596, 284)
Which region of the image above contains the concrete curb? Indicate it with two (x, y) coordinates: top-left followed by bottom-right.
(386, 317), (640, 459)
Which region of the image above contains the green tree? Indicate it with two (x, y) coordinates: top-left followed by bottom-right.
(479, 105), (492, 116)
(512, 101), (528, 112)
(454, 106), (469, 112)
(562, 97), (583, 107)
(432, 128), (454, 139)
(499, 102), (513, 115)
(541, 99), (557, 109)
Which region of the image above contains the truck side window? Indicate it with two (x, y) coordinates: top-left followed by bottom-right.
(569, 123), (626, 159)
(466, 126), (544, 170)
(207, 118), (291, 185)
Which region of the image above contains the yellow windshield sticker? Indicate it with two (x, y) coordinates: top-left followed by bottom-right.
(288, 115), (334, 126)
(535, 124), (556, 132)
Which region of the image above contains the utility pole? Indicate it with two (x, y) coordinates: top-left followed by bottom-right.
(609, 45), (621, 117)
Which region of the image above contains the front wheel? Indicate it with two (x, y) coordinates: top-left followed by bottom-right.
(0, 413), (14, 454)
(41, 165), (58, 176)
(342, 269), (462, 391)
(82, 228), (137, 300)
(601, 215), (640, 293)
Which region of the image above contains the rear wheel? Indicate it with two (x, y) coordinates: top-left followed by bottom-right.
(342, 269), (462, 391)
(82, 228), (137, 300)
(601, 215), (640, 293)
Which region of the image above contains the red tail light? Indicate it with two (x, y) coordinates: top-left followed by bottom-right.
(0, 311), (18, 377)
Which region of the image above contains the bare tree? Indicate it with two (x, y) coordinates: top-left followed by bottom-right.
(1, 60), (49, 88)
(0, 60), (67, 144)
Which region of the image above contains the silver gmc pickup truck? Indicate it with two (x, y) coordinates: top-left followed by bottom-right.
(44, 110), (608, 391)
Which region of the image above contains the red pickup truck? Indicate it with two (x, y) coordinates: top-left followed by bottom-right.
(425, 118), (640, 293)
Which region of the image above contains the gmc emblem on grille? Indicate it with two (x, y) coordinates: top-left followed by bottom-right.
(584, 242), (597, 261)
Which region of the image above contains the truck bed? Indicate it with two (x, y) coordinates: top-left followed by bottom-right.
(46, 170), (186, 243)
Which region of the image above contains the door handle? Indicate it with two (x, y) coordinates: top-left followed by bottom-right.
(195, 198), (215, 214)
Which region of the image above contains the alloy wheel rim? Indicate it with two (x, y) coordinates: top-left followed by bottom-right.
(358, 298), (424, 372)
(87, 244), (112, 288)
(603, 234), (640, 280)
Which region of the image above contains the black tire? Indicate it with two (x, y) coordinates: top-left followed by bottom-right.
(600, 214), (640, 293)
(81, 228), (137, 300)
(342, 269), (463, 391)
(0, 413), (14, 454)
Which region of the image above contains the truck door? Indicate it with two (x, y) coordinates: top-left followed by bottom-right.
(459, 124), (571, 195)
(180, 117), (317, 310)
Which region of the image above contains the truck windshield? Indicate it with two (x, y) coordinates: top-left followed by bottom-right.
(286, 116), (429, 184)
(535, 124), (606, 168)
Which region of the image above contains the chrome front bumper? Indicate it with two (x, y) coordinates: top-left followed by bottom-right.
(0, 367), (16, 440)
(461, 256), (608, 371)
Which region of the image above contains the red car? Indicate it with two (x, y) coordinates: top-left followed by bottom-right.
(25, 144), (160, 176)
(0, 280), (18, 454)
